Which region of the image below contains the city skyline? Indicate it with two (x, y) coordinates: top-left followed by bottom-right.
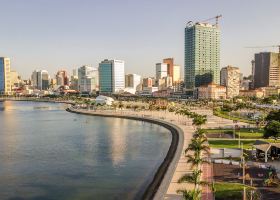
(1, 0), (280, 79)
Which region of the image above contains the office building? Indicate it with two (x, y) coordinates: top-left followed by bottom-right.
(185, 22), (220, 90)
(253, 52), (280, 88)
(70, 69), (78, 90)
(156, 63), (168, 80)
(142, 77), (154, 88)
(78, 65), (99, 93)
(163, 58), (174, 79)
(31, 70), (50, 90)
(125, 73), (141, 92)
(10, 70), (21, 89)
(99, 59), (125, 93)
(197, 83), (226, 99)
(173, 65), (181, 83)
(220, 66), (240, 98)
(56, 70), (69, 86)
(0, 57), (11, 94)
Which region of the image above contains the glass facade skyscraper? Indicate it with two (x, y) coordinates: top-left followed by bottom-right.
(99, 59), (125, 93)
(184, 22), (220, 90)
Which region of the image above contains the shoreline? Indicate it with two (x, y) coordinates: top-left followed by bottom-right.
(66, 107), (184, 200)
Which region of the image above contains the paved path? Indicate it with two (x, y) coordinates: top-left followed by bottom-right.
(201, 161), (214, 200)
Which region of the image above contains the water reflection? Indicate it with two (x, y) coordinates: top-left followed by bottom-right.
(0, 101), (171, 200)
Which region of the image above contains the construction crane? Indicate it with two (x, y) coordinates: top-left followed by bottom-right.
(201, 15), (222, 26)
(245, 45), (280, 53)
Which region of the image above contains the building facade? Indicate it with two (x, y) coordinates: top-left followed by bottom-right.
(220, 66), (240, 98)
(239, 89), (264, 98)
(10, 70), (21, 89)
(163, 58), (174, 81)
(197, 83), (226, 99)
(156, 63), (168, 80)
(142, 77), (154, 88)
(0, 57), (11, 94)
(70, 69), (78, 90)
(56, 70), (69, 86)
(78, 65), (99, 93)
(253, 52), (280, 88)
(31, 70), (50, 90)
(185, 22), (220, 90)
(99, 59), (125, 93)
(125, 73), (141, 92)
(173, 65), (181, 83)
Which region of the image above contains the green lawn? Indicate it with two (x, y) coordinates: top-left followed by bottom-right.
(237, 131), (263, 139)
(215, 182), (254, 200)
(209, 140), (255, 149)
(213, 110), (256, 124)
(205, 128), (264, 139)
(209, 139), (280, 149)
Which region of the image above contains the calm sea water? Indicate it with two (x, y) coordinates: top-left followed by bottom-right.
(0, 101), (172, 200)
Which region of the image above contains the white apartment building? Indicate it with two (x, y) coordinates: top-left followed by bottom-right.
(156, 63), (168, 80)
(220, 66), (240, 98)
(78, 65), (99, 93)
(31, 69), (50, 90)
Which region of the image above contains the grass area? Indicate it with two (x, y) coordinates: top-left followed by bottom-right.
(209, 140), (255, 149)
(204, 128), (264, 139)
(213, 110), (256, 124)
(215, 182), (254, 200)
(209, 139), (280, 149)
(237, 131), (263, 139)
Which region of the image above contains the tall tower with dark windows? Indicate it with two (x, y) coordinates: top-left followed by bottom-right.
(184, 22), (220, 91)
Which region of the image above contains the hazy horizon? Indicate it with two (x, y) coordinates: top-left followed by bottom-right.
(1, 0), (280, 79)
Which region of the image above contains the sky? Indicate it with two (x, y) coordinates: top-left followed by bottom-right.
(0, 0), (280, 79)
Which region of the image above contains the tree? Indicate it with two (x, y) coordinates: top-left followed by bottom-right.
(177, 189), (201, 200)
(265, 110), (280, 122)
(193, 128), (207, 140)
(192, 115), (207, 128)
(178, 169), (210, 189)
(185, 137), (210, 158)
(264, 120), (280, 139)
(185, 154), (210, 169)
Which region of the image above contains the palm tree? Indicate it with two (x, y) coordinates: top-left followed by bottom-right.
(178, 169), (210, 189)
(185, 137), (210, 156)
(177, 189), (201, 200)
(192, 114), (207, 129)
(185, 154), (210, 169)
(193, 128), (207, 140)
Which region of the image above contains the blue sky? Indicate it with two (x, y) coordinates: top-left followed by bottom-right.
(0, 0), (280, 79)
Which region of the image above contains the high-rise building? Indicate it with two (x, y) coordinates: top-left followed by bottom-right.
(125, 74), (141, 89)
(253, 52), (280, 88)
(185, 22), (220, 90)
(124, 74), (142, 94)
(0, 57), (11, 94)
(31, 70), (50, 90)
(78, 65), (99, 93)
(70, 69), (78, 90)
(56, 70), (69, 86)
(10, 70), (21, 89)
(163, 58), (174, 79)
(99, 59), (125, 93)
(173, 65), (181, 83)
(142, 77), (154, 88)
(156, 63), (168, 80)
(220, 66), (240, 98)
